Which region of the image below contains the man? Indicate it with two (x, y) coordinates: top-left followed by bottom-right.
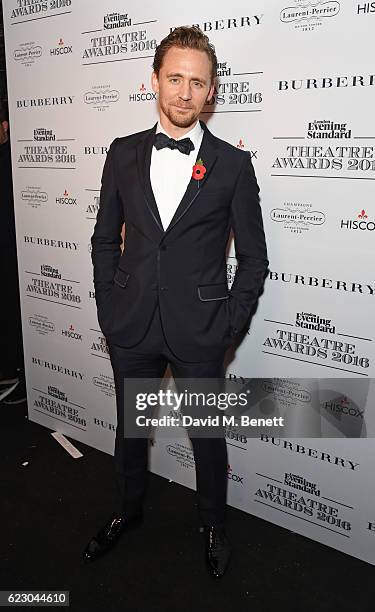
(84, 26), (268, 578)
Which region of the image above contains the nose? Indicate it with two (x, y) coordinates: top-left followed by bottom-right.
(179, 80), (192, 101)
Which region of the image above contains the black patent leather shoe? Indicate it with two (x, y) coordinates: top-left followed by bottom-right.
(204, 526), (232, 578)
(83, 512), (143, 563)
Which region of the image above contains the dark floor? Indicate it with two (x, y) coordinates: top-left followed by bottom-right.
(1, 398), (374, 612)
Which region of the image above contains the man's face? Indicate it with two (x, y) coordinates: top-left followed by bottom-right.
(152, 46), (215, 131)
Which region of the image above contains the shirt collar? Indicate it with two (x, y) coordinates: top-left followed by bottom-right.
(156, 120), (203, 150)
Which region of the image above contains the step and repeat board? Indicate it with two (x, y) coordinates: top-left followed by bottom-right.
(3, 0), (375, 565)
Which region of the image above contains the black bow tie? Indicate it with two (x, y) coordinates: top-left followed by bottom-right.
(154, 132), (195, 155)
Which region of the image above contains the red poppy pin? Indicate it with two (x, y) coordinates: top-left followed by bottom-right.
(192, 158), (207, 182)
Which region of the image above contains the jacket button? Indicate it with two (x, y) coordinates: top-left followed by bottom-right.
(160, 286), (168, 291)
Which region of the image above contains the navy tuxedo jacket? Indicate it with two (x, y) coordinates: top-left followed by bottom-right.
(91, 120), (268, 362)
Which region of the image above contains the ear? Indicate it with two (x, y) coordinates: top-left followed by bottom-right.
(206, 80), (216, 103)
(151, 71), (159, 94)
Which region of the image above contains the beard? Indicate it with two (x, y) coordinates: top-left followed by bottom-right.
(161, 100), (199, 129)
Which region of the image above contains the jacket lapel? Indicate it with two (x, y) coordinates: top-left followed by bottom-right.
(165, 121), (218, 234)
(136, 123), (165, 235)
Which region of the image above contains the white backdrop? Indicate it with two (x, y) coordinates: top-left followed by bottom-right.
(3, 0), (375, 565)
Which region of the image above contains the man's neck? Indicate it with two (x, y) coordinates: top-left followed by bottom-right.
(159, 116), (198, 140)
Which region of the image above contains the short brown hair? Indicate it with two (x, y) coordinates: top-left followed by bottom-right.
(153, 26), (217, 82)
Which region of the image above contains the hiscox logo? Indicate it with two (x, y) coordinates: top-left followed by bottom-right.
(13, 41), (42, 67)
(270, 201), (325, 234)
(357, 2), (375, 14)
(280, 0), (340, 32)
(84, 84), (120, 111)
(62, 324), (82, 341)
(56, 189), (77, 206)
(50, 38), (73, 56)
(235, 137), (258, 163)
(129, 83), (156, 103)
(340, 209), (375, 231)
(227, 464), (244, 485)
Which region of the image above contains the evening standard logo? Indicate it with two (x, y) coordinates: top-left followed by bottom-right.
(62, 324), (82, 341)
(48, 385), (67, 402)
(284, 472), (321, 496)
(340, 209), (375, 231)
(270, 201), (325, 234)
(129, 83), (156, 103)
(104, 12), (132, 28)
(92, 374), (115, 397)
(17, 129), (76, 167)
(91, 333), (109, 357)
(205, 57), (262, 110)
(21, 186), (48, 208)
(272, 121), (375, 175)
(16, 95), (74, 109)
(50, 38), (73, 56)
(25, 268), (81, 308)
(84, 84), (120, 111)
(217, 61), (232, 77)
(357, 2), (375, 14)
(33, 388), (86, 428)
(82, 14), (157, 63)
(56, 189), (77, 206)
(41, 264), (61, 278)
(28, 314), (55, 335)
(254, 472), (352, 533)
(324, 395), (364, 419)
(10, 1), (73, 22)
(263, 278), (371, 372)
(295, 310), (336, 333)
(171, 14), (263, 32)
(166, 442), (195, 469)
(13, 42), (42, 67)
(34, 127), (55, 141)
(280, 0), (340, 32)
(307, 119), (351, 139)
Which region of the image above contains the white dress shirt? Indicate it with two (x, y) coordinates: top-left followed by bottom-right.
(150, 120), (204, 230)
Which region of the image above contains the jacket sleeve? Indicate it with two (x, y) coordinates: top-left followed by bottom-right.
(91, 138), (124, 320)
(228, 151), (269, 334)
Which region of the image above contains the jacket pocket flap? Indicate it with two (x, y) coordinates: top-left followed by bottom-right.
(198, 283), (229, 301)
(113, 268), (130, 288)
